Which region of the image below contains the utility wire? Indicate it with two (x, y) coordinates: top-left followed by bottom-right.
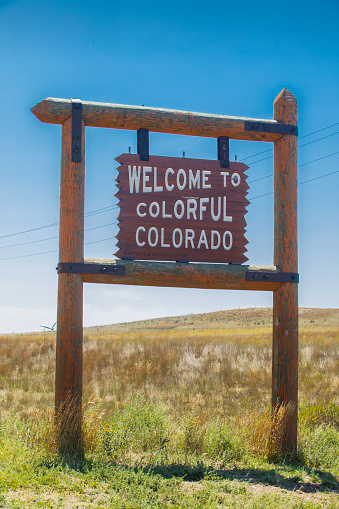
(0, 237), (116, 261)
(0, 205), (119, 239)
(245, 133), (339, 167)
(250, 169), (339, 201)
(0, 222), (117, 249)
(248, 151), (339, 184)
(1, 165), (338, 260)
(3, 166), (339, 258)
(1, 122), (338, 246)
(241, 122), (339, 162)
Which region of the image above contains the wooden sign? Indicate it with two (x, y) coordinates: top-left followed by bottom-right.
(115, 154), (249, 263)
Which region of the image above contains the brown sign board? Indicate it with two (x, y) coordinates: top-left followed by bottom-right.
(114, 154), (249, 264)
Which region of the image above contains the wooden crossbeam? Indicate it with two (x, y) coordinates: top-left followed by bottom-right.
(31, 97), (287, 142)
(81, 259), (284, 291)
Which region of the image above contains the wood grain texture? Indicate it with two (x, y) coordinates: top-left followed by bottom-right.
(272, 88), (298, 454)
(55, 116), (85, 454)
(31, 97), (287, 142)
(115, 154), (249, 264)
(81, 259), (283, 291)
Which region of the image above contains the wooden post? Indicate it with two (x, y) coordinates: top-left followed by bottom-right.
(272, 89), (298, 454)
(55, 116), (85, 455)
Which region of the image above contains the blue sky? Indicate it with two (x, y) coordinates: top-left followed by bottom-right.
(0, 0), (338, 333)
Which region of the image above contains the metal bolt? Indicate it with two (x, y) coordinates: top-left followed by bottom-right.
(253, 274), (258, 279)
(112, 266), (118, 272)
(73, 135), (79, 140)
(100, 267), (108, 272)
(74, 147), (79, 153)
(263, 274), (269, 280)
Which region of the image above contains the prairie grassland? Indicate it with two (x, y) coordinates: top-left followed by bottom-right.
(1, 308), (338, 420)
(0, 308), (338, 508)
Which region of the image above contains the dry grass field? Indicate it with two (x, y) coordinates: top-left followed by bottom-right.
(0, 307), (338, 508)
(1, 307), (337, 418)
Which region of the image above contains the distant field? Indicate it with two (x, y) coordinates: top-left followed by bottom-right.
(0, 308), (338, 508)
(2, 307), (337, 415)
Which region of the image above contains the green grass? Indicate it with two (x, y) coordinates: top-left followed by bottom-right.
(0, 308), (338, 507)
(0, 394), (338, 508)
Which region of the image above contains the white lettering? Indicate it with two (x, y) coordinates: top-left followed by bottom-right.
(143, 166), (152, 193)
(188, 169), (200, 189)
(221, 171), (229, 188)
(136, 203), (147, 217)
(148, 227), (158, 247)
(223, 231), (233, 250)
(162, 200), (172, 218)
(223, 196), (233, 222)
(136, 226), (146, 246)
(165, 168), (174, 191)
(172, 228), (183, 248)
(197, 229), (209, 249)
(149, 201), (160, 218)
(231, 173), (241, 187)
(153, 167), (164, 192)
(177, 169), (187, 190)
(174, 200), (185, 219)
(185, 229), (195, 248)
(211, 197), (221, 221)
(202, 170), (211, 188)
(186, 199), (197, 220)
(160, 228), (170, 247)
(211, 230), (221, 249)
(128, 165), (141, 193)
(199, 197), (209, 220)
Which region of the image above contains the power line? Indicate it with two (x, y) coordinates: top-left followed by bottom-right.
(250, 169), (339, 200)
(241, 123), (339, 162)
(245, 133), (339, 167)
(1, 121), (338, 253)
(0, 236), (116, 261)
(0, 205), (118, 239)
(248, 151), (339, 184)
(1, 165), (338, 260)
(0, 221), (59, 240)
(299, 150), (339, 167)
(0, 222), (117, 249)
(299, 130), (339, 148)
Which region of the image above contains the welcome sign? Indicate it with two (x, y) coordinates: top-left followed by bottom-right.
(115, 154), (249, 263)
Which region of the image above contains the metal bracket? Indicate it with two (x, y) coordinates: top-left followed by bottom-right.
(246, 271), (299, 283)
(57, 262), (125, 276)
(71, 99), (82, 162)
(245, 121), (298, 136)
(137, 128), (149, 161)
(217, 136), (229, 168)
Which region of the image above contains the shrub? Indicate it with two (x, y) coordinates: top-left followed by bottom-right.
(204, 419), (245, 462)
(180, 414), (206, 461)
(102, 393), (170, 460)
(299, 424), (339, 470)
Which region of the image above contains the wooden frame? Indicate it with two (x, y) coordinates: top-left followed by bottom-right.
(31, 88), (298, 455)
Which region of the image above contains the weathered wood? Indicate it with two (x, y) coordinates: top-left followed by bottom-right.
(272, 88), (298, 454)
(55, 116), (85, 455)
(82, 259), (283, 291)
(31, 97), (287, 142)
(115, 154), (249, 264)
